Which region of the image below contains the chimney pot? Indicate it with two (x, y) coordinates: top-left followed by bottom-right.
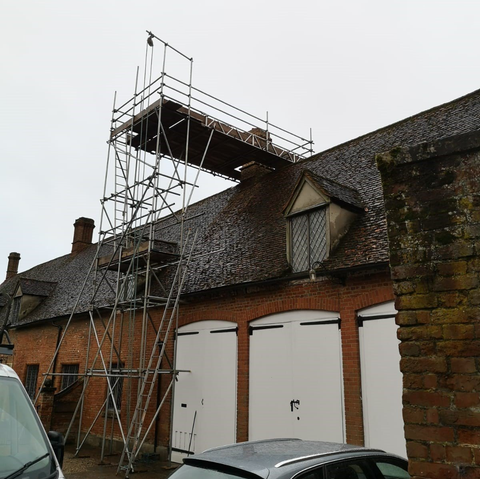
(72, 218), (95, 254)
(6, 252), (20, 280)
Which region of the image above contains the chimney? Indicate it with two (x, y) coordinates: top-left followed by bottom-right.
(240, 127), (274, 182)
(72, 218), (95, 254)
(240, 161), (273, 182)
(6, 252), (20, 280)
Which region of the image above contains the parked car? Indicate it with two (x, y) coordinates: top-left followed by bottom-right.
(169, 438), (409, 479)
(0, 363), (65, 479)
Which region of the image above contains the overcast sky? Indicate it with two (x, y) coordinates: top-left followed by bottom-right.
(1, 0), (480, 278)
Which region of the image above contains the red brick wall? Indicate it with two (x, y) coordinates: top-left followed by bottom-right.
(168, 269), (394, 446)
(377, 131), (480, 478)
(51, 379), (83, 440)
(10, 269), (394, 451)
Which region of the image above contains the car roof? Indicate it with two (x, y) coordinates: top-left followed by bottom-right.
(183, 438), (392, 479)
(0, 363), (20, 379)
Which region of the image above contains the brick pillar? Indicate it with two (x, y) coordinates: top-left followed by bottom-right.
(377, 131), (480, 479)
(37, 380), (56, 432)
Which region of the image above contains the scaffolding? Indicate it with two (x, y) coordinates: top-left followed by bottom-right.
(39, 32), (313, 476)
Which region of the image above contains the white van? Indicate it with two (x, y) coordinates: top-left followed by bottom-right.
(0, 363), (65, 479)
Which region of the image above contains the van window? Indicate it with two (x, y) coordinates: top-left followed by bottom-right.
(0, 376), (56, 478)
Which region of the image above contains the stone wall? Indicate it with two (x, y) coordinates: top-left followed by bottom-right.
(377, 131), (480, 479)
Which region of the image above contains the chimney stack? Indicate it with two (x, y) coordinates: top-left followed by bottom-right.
(6, 252), (20, 280)
(72, 218), (95, 254)
(240, 161), (273, 182)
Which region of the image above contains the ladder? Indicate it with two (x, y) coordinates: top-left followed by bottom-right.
(117, 230), (196, 475)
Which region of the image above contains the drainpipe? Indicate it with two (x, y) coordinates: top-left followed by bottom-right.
(154, 368), (162, 453)
(51, 323), (63, 388)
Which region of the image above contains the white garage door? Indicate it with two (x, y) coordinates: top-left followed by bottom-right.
(171, 321), (237, 462)
(249, 310), (344, 442)
(358, 302), (406, 457)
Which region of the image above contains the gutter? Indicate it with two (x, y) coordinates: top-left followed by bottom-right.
(5, 261), (390, 326)
(180, 261), (390, 300)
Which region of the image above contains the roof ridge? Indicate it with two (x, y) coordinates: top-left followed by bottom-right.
(305, 88), (480, 161)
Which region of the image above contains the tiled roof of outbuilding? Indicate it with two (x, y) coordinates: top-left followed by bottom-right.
(2, 88), (480, 324)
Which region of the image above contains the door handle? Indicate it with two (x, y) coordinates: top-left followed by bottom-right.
(290, 399), (300, 412)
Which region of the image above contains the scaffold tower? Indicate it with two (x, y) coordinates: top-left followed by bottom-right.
(40, 32), (313, 476)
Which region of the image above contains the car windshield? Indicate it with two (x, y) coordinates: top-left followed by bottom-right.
(170, 464), (254, 479)
(0, 377), (56, 479)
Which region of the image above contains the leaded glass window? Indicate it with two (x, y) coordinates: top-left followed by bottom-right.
(124, 274), (137, 300)
(61, 363), (79, 390)
(9, 296), (21, 325)
(291, 207), (328, 272)
(107, 363), (124, 411)
(25, 364), (39, 400)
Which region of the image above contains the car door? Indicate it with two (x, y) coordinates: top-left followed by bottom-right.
(323, 457), (409, 479)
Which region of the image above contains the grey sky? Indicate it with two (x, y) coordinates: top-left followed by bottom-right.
(1, 0), (480, 277)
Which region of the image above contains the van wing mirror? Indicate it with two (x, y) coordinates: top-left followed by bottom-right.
(47, 430), (65, 467)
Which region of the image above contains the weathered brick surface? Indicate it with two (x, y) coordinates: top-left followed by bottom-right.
(38, 386), (56, 431)
(378, 130), (480, 478)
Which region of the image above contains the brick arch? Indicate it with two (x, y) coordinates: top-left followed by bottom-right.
(350, 289), (395, 314)
(178, 314), (237, 327)
(245, 307), (341, 326)
(243, 288), (341, 323)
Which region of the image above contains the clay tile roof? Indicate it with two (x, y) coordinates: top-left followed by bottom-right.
(302, 170), (365, 210)
(2, 88), (480, 322)
(18, 278), (57, 297)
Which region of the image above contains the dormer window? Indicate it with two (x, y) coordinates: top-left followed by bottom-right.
(7, 279), (57, 324)
(284, 171), (364, 273)
(290, 206), (328, 272)
(9, 295), (21, 325)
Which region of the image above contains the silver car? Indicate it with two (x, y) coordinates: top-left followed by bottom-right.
(169, 438), (409, 479)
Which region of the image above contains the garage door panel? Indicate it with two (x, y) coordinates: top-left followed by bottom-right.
(294, 321), (344, 441)
(249, 324), (293, 440)
(172, 322), (237, 462)
(359, 303), (406, 458)
(249, 312), (344, 442)
(171, 334), (201, 462)
(201, 329), (237, 447)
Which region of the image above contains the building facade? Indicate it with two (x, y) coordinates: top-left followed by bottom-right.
(2, 89), (480, 466)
